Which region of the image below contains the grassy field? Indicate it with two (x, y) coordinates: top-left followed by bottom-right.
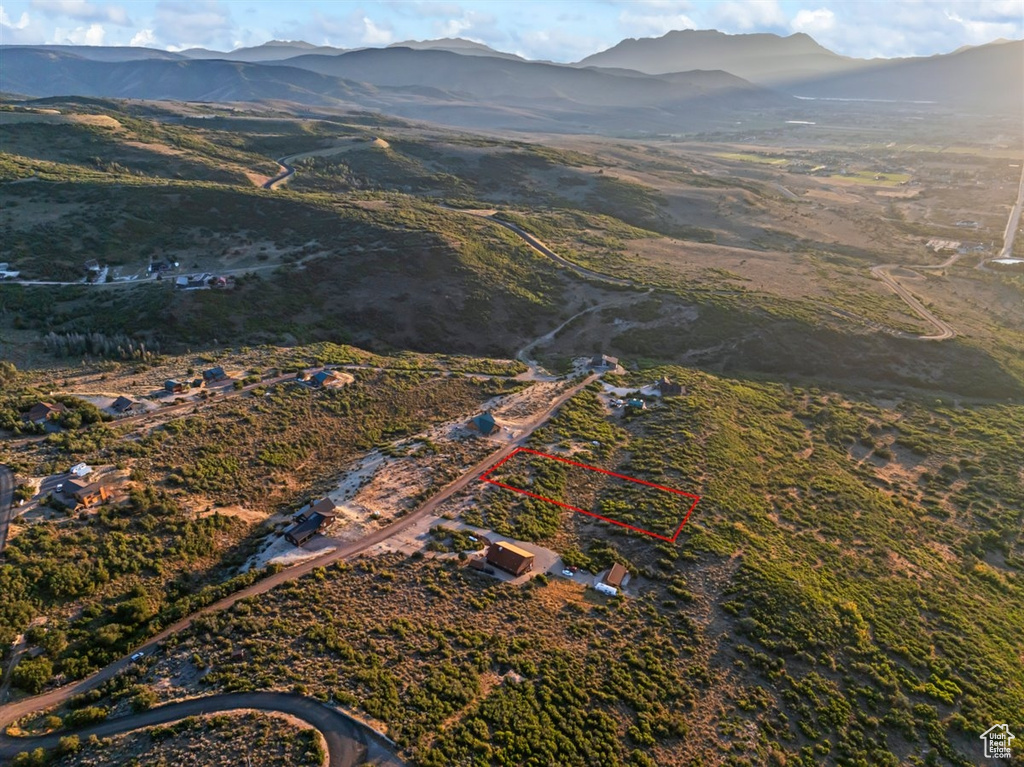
(713, 152), (788, 165)
(830, 171), (912, 187)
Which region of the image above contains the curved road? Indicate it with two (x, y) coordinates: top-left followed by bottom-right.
(0, 692), (394, 767)
(869, 252), (959, 341)
(0, 371), (597, 760)
(263, 157), (295, 190)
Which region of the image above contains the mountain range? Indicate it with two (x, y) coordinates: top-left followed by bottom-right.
(1, 30), (1020, 133)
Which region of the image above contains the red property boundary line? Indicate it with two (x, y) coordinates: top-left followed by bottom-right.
(480, 446), (701, 543)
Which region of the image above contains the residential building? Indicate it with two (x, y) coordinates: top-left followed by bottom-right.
(294, 497), (337, 523)
(202, 366), (229, 383)
(604, 563), (628, 589)
(471, 412), (499, 436)
(656, 377), (685, 396)
(284, 510), (333, 546)
(70, 479), (111, 508)
(309, 370), (338, 388)
(25, 402), (67, 425)
(590, 354), (619, 369)
(110, 396), (137, 415)
(485, 541), (534, 576)
(164, 379), (187, 394)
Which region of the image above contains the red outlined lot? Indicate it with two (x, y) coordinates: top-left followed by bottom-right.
(480, 446), (700, 542)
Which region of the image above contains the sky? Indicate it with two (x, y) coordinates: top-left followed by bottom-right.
(0, 0), (1021, 61)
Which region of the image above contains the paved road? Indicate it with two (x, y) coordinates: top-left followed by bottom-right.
(263, 157), (295, 190)
(997, 163), (1024, 260)
(0, 692), (396, 767)
(0, 372), (596, 752)
(0, 466), (14, 557)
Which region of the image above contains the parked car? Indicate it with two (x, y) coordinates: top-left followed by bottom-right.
(130, 651), (145, 662)
(561, 569), (574, 577)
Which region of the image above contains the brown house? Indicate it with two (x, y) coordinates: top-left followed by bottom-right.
(486, 541), (535, 576)
(25, 402), (67, 425)
(604, 563), (629, 589)
(70, 479), (111, 508)
(657, 377), (685, 397)
(294, 497), (337, 523)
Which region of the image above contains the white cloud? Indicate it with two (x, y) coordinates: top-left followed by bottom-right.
(944, 9), (1021, 44)
(129, 28), (156, 47)
(614, 9), (696, 37)
(510, 27), (612, 62)
(1, 5), (31, 29)
(790, 8), (836, 35)
(32, 0), (129, 26)
(154, 0), (233, 49)
(361, 16), (393, 45)
(710, 0), (786, 32)
(53, 21), (106, 44)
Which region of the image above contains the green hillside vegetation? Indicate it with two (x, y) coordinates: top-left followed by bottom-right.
(0, 362), (521, 692)
(121, 367), (1024, 765)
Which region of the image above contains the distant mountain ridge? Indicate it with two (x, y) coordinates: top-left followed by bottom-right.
(577, 29), (860, 85)
(576, 29), (1022, 109)
(1, 30), (1020, 127)
(0, 46), (790, 134)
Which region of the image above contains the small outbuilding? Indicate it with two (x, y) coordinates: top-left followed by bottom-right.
(486, 541), (534, 576)
(165, 379), (187, 394)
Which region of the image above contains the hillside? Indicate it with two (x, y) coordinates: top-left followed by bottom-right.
(0, 94), (1022, 767)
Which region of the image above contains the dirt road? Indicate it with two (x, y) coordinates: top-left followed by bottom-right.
(0, 372), (596, 754)
(869, 253), (959, 341)
(448, 208), (635, 287)
(0, 692), (400, 767)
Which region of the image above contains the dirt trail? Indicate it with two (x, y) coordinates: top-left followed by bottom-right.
(869, 252), (959, 341)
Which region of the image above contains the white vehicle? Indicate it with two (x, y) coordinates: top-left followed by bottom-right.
(130, 651), (145, 662)
(594, 582), (618, 596)
(561, 569), (574, 577)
